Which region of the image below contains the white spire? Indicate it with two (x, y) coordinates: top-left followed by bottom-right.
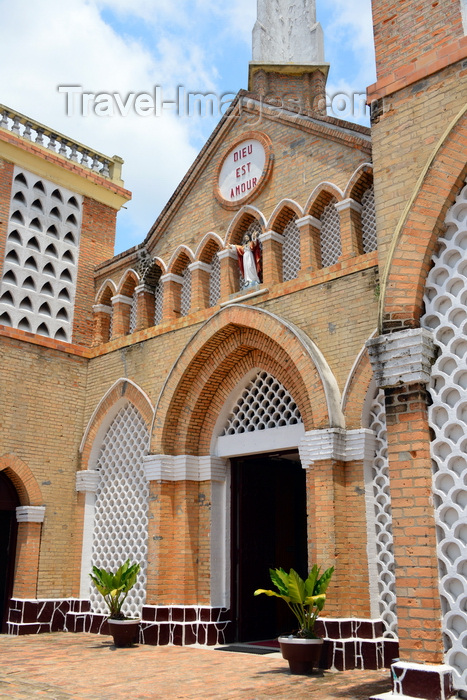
(252, 0), (325, 64)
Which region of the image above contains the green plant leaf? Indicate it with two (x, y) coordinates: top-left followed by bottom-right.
(254, 588), (291, 603)
(286, 569), (306, 604)
(305, 564), (319, 597)
(269, 568), (289, 595)
(315, 566), (334, 594)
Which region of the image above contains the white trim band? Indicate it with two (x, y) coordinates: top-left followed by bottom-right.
(76, 470), (100, 493)
(16, 506), (46, 523)
(143, 455), (228, 482)
(299, 428), (376, 466)
(366, 328), (435, 388)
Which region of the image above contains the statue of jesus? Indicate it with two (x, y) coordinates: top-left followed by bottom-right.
(230, 230), (262, 288)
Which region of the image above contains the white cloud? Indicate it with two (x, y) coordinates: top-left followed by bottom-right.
(0, 0), (376, 252)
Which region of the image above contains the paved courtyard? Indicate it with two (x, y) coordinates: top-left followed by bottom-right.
(0, 632), (392, 699)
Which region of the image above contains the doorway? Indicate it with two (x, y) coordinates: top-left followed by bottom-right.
(0, 471), (19, 632)
(231, 452), (307, 642)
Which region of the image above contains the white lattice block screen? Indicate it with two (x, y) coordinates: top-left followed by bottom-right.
(421, 180), (467, 690)
(221, 370), (302, 435)
(129, 294), (137, 333)
(362, 186), (377, 253)
(282, 217), (301, 281)
(368, 390), (398, 638)
(0, 166), (82, 341)
(154, 281), (163, 324)
(210, 252), (221, 307)
(180, 267), (191, 316)
(320, 199), (341, 268)
(90, 403), (150, 618)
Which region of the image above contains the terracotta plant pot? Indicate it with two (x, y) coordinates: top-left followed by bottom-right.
(107, 618), (140, 647)
(278, 636), (324, 674)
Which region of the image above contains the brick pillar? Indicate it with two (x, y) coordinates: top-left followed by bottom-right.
(143, 455), (227, 607)
(297, 215), (322, 270)
(299, 429), (375, 619)
(92, 304), (112, 345)
(110, 294), (132, 339)
(13, 506), (45, 598)
(218, 248), (239, 297)
(367, 329), (444, 665)
(134, 284), (155, 332)
(336, 198), (363, 259)
(189, 261), (211, 312)
(259, 230), (283, 285)
(160, 273), (183, 321)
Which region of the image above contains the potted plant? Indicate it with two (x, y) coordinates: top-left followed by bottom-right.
(254, 564), (334, 674)
(90, 559), (141, 647)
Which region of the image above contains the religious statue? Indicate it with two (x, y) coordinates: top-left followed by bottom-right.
(230, 230), (262, 288)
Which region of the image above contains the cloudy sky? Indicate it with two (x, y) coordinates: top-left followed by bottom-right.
(0, 0), (376, 254)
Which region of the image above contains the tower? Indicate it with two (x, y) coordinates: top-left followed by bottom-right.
(249, 0), (329, 115)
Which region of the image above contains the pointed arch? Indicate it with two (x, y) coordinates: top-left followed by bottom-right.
(151, 304), (343, 456)
(194, 232), (224, 263)
(341, 331), (378, 429)
(166, 245), (195, 275)
(95, 279), (117, 305)
(0, 453), (43, 505)
(79, 378), (154, 469)
(225, 205), (267, 246)
(344, 162), (374, 202)
(266, 199), (304, 233)
(304, 182), (344, 218)
(142, 256), (166, 285)
(117, 268), (140, 296)
(380, 106), (467, 331)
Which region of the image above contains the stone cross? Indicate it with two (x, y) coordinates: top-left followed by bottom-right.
(252, 0), (325, 64)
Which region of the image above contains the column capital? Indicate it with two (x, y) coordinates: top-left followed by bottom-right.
(188, 261), (212, 274)
(217, 248), (238, 261)
(335, 198), (362, 213)
(366, 328), (436, 388)
(297, 215), (321, 230)
(76, 470), (100, 493)
(16, 505), (46, 523)
(143, 454), (228, 482)
(111, 294), (133, 306)
(92, 304), (112, 314)
(299, 428), (376, 466)
(135, 284), (155, 295)
(259, 230), (284, 244)
(160, 272), (184, 285)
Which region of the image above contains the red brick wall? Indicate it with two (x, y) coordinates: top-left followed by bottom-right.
(372, 0), (464, 83)
(72, 198), (118, 346)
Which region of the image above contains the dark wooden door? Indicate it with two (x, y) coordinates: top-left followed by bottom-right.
(231, 454), (307, 642)
(0, 471), (19, 632)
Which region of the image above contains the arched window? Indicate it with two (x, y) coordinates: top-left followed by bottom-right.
(361, 185), (377, 253)
(282, 216), (301, 281)
(320, 198), (341, 267)
(180, 266), (192, 317)
(209, 252), (221, 307)
(90, 403), (150, 618)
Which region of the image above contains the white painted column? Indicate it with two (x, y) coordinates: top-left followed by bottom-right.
(76, 470), (100, 598)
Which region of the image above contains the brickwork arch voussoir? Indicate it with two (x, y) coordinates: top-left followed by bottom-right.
(152, 304), (343, 455)
(0, 453), (43, 505)
(304, 182), (344, 218)
(381, 109), (467, 331)
(80, 378), (154, 469)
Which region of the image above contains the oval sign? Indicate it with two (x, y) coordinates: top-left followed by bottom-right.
(218, 139), (266, 203)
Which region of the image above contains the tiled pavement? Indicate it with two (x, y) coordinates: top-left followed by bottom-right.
(0, 632), (392, 699)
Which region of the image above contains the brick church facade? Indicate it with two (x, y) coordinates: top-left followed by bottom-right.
(1, 1), (467, 698)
